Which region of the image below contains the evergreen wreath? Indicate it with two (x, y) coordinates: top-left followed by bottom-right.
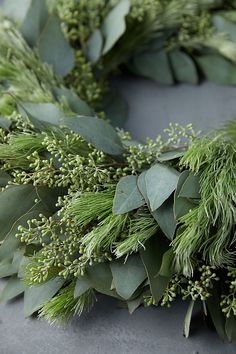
(0, 0), (235, 342)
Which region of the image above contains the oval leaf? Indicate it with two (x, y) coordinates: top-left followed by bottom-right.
(113, 175), (145, 214)
(170, 50), (198, 84)
(145, 163), (179, 212)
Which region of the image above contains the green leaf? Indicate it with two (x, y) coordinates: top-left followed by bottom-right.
(158, 249), (175, 278)
(0, 185), (37, 241)
(145, 163), (179, 212)
(53, 87), (93, 116)
(113, 175), (145, 214)
(174, 171), (197, 220)
(87, 29), (103, 63)
(137, 171), (149, 204)
(206, 287), (227, 341)
(0, 170), (12, 187)
(140, 237), (170, 303)
(37, 14), (75, 77)
(24, 277), (65, 317)
(0, 259), (18, 277)
(65, 116), (124, 156)
(127, 294), (143, 314)
(158, 150), (185, 162)
(1, 0), (31, 22)
(20, 102), (124, 156)
(102, 89), (128, 128)
(197, 55), (236, 85)
(102, 0), (130, 54)
(170, 50), (198, 84)
(21, 0), (48, 46)
(110, 254), (146, 300)
(213, 15), (236, 42)
(0, 276), (25, 303)
(183, 300), (194, 338)
(178, 173), (201, 199)
(133, 50), (174, 84)
(225, 316), (236, 342)
(152, 196), (176, 240)
(21, 0), (74, 77)
(74, 276), (91, 298)
(0, 117), (11, 131)
(36, 186), (65, 212)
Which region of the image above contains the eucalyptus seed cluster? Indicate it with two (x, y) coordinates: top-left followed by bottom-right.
(64, 51), (105, 107)
(161, 265), (219, 307)
(221, 267), (236, 318)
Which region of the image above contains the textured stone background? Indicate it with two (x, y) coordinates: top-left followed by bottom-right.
(0, 78), (236, 353)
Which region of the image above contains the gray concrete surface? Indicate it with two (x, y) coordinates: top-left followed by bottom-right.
(1, 79), (236, 354)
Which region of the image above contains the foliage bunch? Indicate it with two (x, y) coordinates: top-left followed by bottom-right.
(0, 0), (235, 343)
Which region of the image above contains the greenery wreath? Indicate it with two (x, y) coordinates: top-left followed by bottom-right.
(0, 0), (235, 342)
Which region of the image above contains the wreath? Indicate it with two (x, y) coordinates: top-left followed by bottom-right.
(0, 0), (235, 342)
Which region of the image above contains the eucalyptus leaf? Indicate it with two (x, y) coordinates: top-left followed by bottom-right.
(183, 300), (194, 338)
(0, 117), (11, 130)
(178, 173), (201, 199)
(87, 29), (103, 63)
(158, 150), (185, 162)
(1, 0), (31, 22)
(21, 0), (48, 46)
(20, 102), (123, 156)
(152, 196), (176, 240)
(197, 55), (236, 85)
(137, 171), (149, 204)
(102, 0), (130, 54)
(174, 171), (197, 220)
(0, 276), (25, 303)
(140, 237), (170, 303)
(213, 15), (236, 42)
(206, 285), (227, 341)
(24, 277), (65, 317)
(158, 249), (175, 278)
(145, 163), (179, 211)
(127, 294), (143, 314)
(53, 87), (93, 116)
(0, 259), (18, 277)
(225, 316), (236, 342)
(113, 175), (145, 215)
(133, 50), (174, 84)
(74, 276), (91, 298)
(170, 50), (198, 84)
(0, 170), (12, 187)
(110, 254), (146, 300)
(0, 185), (37, 241)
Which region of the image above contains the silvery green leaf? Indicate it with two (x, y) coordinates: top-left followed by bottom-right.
(197, 55), (236, 85)
(110, 254), (146, 300)
(21, 0), (74, 77)
(53, 87), (93, 116)
(152, 197), (176, 240)
(21, 0), (48, 46)
(0, 170), (12, 187)
(0, 276), (25, 303)
(174, 171), (198, 220)
(158, 150), (185, 162)
(113, 175), (145, 214)
(213, 15), (236, 42)
(140, 237), (170, 303)
(74, 276), (91, 298)
(183, 300), (194, 338)
(0, 117), (11, 131)
(0, 185), (37, 242)
(137, 171), (149, 204)
(127, 294), (143, 314)
(102, 0), (130, 54)
(133, 50), (174, 84)
(158, 249), (174, 278)
(178, 173), (200, 199)
(145, 163), (179, 211)
(170, 50), (198, 84)
(37, 14), (75, 77)
(87, 29), (103, 63)
(225, 316), (236, 342)
(24, 277), (65, 317)
(2, 0), (31, 22)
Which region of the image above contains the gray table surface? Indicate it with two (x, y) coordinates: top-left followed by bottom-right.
(1, 79), (236, 354)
